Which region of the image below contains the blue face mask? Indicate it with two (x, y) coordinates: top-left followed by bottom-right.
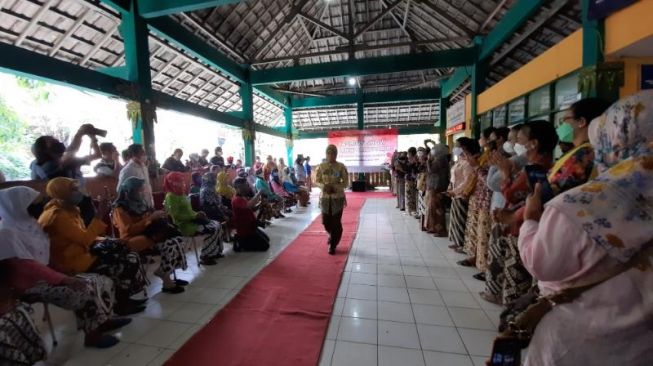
(68, 191), (84, 205)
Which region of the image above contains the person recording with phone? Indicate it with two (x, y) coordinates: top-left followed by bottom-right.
(30, 123), (106, 225)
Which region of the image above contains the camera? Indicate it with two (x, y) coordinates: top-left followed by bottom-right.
(90, 127), (107, 137)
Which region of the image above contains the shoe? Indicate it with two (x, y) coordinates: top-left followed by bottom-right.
(174, 279), (189, 286)
(457, 258), (475, 267)
(213, 253), (225, 259)
(200, 256), (218, 265)
(479, 291), (502, 305)
(278, 213), (286, 218)
(472, 272), (486, 282)
(84, 334), (120, 348)
(328, 246), (336, 255)
(284, 208), (292, 213)
(448, 244), (458, 249)
(161, 285), (185, 294)
(96, 318), (132, 333)
(400, 208), (405, 211)
(128, 298), (148, 306)
(114, 304), (146, 316)
(233, 243), (242, 252)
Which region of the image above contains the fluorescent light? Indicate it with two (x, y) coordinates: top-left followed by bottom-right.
(347, 77), (357, 86)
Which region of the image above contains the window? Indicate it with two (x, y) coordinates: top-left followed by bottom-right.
(492, 105), (507, 127)
(555, 73), (580, 111)
(479, 112), (492, 131)
(528, 86), (551, 117)
(508, 97), (526, 124)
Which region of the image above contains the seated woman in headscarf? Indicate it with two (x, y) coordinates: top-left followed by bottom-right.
(112, 177), (188, 294)
(231, 178), (270, 252)
(282, 167), (309, 207)
(189, 171), (202, 194)
(200, 172), (232, 221)
(254, 167), (285, 219)
(163, 172), (223, 265)
(270, 168), (296, 212)
(199, 172), (233, 241)
(517, 90), (653, 366)
(38, 177), (147, 316)
(0, 186), (130, 348)
(216, 170), (236, 209)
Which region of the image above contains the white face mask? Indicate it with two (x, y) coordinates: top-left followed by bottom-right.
(452, 147), (463, 157)
(514, 143), (527, 156)
(503, 141), (515, 155)
(417, 151), (424, 158)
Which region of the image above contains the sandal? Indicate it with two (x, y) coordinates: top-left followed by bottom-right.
(479, 291), (502, 305)
(84, 334), (120, 348)
(96, 318), (132, 333)
(457, 258), (475, 267)
(161, 285), (185, 294)
(472, 272), (486, 281)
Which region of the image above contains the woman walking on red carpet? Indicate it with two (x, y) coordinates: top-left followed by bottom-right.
(315, 145), (349, 255)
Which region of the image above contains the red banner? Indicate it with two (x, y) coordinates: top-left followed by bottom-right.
(327, 129), (398, 172)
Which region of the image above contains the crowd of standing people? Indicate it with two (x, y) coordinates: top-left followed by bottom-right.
(390, 91), (653, 366)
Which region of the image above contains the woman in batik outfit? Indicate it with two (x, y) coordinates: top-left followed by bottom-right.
(316, 144), (349, 255)
(113, 177), (188, 294)
(517, 90), (653, 366)
(1, 186), (128, 348)
(163, 172), (223, 266)
(404, 147), (419, 216)
(38, 178), (146, 315)
(461, 128), (494, 271)
(423, 144), (449, 236)
(447, 138), (477, 251)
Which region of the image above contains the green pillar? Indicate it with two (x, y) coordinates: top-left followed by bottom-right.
(470, 60), (487, 139)
(284, 104), (294, 166)
(240, 82), (255, 166)
(121, 3), (155, 160)
(579, 0), (623, 102)
(438, 97), (448, 145)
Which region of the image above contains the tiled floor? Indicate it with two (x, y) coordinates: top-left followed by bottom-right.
(35, 194), (500, 366)
(37, 195), (323, 366)
(320, 198), (502, 366)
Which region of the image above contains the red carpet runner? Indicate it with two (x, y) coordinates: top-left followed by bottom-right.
(165, 192), (391, 366)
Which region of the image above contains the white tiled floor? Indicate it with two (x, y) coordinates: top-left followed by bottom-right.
(35, 194), (500, 366)
(320, 198), (501, 366)
(37, 194), (323, 366)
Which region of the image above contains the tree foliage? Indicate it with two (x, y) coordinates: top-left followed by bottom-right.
(0, 96), (33, 180)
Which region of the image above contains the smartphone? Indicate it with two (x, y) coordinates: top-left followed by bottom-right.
(524, 164), (554, 204)
(488, 337), (522, 366)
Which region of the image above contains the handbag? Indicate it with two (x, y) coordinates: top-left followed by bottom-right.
(497, 242), (653, 346)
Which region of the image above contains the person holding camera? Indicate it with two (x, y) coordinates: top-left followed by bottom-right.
(30, 124), (106, 225)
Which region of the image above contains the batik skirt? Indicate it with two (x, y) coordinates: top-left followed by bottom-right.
(463, 172), (493, 271)
(89, 239), (147, 296)
(448, 198), (468, 247)
(194, 220), (224, 258)
(0, 304), (46, 365)
(417, 191), (427, 219)
(154, 236), (188, 275)
(424, 190), (447, 236)
(24, 273), (114, 333)
(501, 234), (533, 305)
(405, 180), (418, 213)
(483, 223), (508, 301)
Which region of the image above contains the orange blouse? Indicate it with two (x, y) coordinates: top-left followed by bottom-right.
(38, 201), (107, 274)
(111, 207), (155, 252)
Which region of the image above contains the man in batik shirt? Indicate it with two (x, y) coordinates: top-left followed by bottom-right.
(315, 144), (349, 255)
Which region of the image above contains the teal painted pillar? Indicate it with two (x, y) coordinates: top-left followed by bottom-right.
(240, 82), (255, 166)
(121, 3), (155, 159)
(438, 97), (448, 145)
(284, 104), (294, 167)
(470, 60), (487, 139)
(579, 0), (622, 102)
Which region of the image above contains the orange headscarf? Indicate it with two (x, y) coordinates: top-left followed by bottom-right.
(46, 177), (77, 200)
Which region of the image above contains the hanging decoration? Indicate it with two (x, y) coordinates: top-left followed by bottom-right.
(126, 100), (158, 130)
(285, 138), (294, 149)
(242, 120), (256, 141)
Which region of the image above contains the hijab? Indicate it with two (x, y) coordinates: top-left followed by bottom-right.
(200, 172), (221, 206)
(0, 186), (50, 264)
(216, 171), (235, 199)
(271, 169), (282, 186)
(549, 90), (653, 264)
(163, 172), (188, 196)
(46, 177), (76, 201)
(114, 177), (149, 215)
